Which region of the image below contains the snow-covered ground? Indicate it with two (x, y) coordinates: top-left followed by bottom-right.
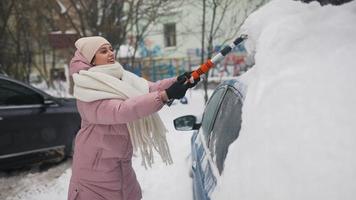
(0, 89), (207, 200)
(0, 161), (72, 200)
(132, 90), (208, 200)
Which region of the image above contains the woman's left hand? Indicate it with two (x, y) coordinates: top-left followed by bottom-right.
(177, 71), (200, 88)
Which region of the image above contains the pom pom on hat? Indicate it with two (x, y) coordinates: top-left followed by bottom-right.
(74, 36), (110, 63)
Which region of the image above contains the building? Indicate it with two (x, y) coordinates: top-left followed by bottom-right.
(130, 0), (265, 81)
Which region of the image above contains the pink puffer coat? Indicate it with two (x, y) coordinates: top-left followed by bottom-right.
(68, 51), (175, 200)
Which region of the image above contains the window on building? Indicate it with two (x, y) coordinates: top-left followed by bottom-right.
(164, 23), (176, 47)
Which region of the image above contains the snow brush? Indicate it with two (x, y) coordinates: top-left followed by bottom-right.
(167, 34), (248, 106)
(190, 34), (248, 82)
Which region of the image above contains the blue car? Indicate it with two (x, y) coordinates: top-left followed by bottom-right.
(174, 79), (246, 200)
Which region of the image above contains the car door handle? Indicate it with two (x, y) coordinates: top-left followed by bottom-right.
(192, 161), (197, 171)
(0, 117), (3, 120)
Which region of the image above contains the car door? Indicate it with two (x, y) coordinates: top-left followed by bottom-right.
(192, 86), (227, 200)
(193, 81), (245, 200)
(0, 78), (64, 159)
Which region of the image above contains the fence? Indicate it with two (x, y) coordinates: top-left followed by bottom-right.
(118, 51), (252, 82)
(118, 57), (189, 81)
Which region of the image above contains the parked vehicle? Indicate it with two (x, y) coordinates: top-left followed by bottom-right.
(174, 79), (246, 200)
(0, 75), (80, 169)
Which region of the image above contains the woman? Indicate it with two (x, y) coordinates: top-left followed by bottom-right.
(68, 36), (196, 200)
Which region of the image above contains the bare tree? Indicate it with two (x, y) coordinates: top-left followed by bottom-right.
(0, 0), (59, 84)
(201, 0), (207, 101)
(55, 0), (131, 52)
(54, 0), (180, 65)
(127, 0), (182, 67)
(0, 1), (15, 74)
(200, 0), (269, 103)
(1, 1), (35, 82)
(1, 0), (185, 87)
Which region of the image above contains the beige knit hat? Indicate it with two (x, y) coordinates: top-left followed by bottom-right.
(74, 36), (110, 63)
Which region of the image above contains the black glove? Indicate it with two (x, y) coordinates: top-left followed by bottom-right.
(177, 72), (191, 82)
(177, 71), (201, 88)
(165, 80), (189, 100)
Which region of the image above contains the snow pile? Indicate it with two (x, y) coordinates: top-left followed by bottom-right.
(213, 0), (356, 199)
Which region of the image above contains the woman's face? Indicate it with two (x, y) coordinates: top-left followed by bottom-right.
(92, 44), (115, 66)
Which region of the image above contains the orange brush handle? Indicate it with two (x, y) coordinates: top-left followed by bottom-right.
(191, 60), (214, 80)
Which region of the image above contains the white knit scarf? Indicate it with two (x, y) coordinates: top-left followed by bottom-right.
(72, 62), (172, 168)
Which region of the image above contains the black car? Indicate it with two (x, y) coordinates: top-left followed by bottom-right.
(174, 79), (246, 200)
(0, 75), (80, 169)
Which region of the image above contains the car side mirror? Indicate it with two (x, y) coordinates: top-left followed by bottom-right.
(173, 115), (201, 131)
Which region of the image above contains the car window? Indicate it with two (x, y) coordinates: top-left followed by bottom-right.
(0, 79), (43, 106)
(208, 88), (243, 174)
(201, 87), (226, 142)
